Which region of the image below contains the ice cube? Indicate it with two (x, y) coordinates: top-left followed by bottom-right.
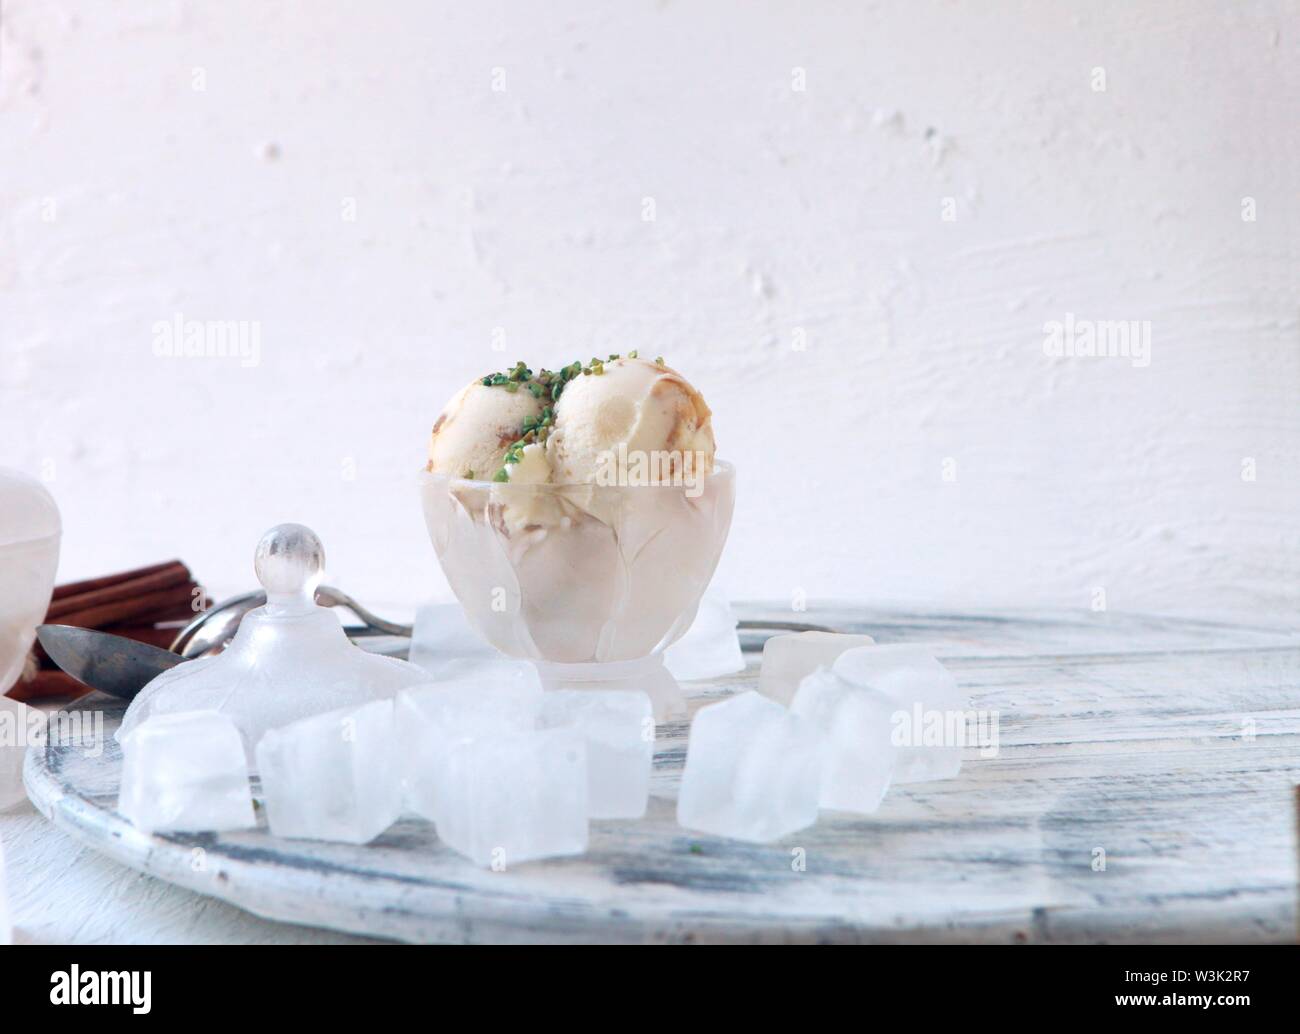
(1, 694), (46, 811)
(757, 631), (877, 705)
(0, 830), (11, 945)
(676, 691), (821, 842)
(408, 603), (505, 678)
(423, 658), (544, 694)
(540, 689), (654, 818)
(397, 674), (544, 823)
(535, 659), (686, 723)
(790, 667), (895, 813)
(118, 711), (255, 834)
(436, 729), (588, 868)
(832, 645), (967, 783)
(256, 699), (399, 844)
(663, 584), (745, 681)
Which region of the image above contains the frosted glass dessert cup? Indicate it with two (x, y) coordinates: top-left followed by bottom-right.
(420, 461), (735, 716)
(0, 469), (61, 696)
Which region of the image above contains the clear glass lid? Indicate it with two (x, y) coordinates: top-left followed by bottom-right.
(118, 523), (427, 762)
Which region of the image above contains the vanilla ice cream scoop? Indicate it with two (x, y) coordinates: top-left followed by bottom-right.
(427, 377), (546, 480)
(546, 357), (714, 484)
(427, 355), (714, 487)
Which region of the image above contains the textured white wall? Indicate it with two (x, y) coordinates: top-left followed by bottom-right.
(2, 1), (1297, 619)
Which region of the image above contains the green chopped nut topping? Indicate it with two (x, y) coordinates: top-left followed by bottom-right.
(475, 352), (668, 477)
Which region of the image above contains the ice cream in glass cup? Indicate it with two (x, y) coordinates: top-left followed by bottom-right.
(419, 355), (734, 716)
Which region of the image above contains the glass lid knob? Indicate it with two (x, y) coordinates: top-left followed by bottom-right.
(254, 523), (325, 610)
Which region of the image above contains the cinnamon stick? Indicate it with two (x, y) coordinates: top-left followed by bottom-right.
(50, 560), (189, 602)
(46, 561), (191, 621)
(8, 560), (212, 703)
(8, 670), (92, 704)
(49, 582), (201, 631)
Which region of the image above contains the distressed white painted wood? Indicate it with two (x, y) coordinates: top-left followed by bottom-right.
(5, 4), (1298, 621)
(19, 605), (1300, 943)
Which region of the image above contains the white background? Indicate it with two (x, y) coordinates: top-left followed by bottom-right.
(2, 1), (1296, 620)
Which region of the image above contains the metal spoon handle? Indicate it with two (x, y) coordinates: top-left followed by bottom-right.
(314, 586), (413, 637)
(170, 586), (412, 657)
(736, 619), (835, 634)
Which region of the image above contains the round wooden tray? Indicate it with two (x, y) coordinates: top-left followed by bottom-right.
(23, 606), (1300, 943)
